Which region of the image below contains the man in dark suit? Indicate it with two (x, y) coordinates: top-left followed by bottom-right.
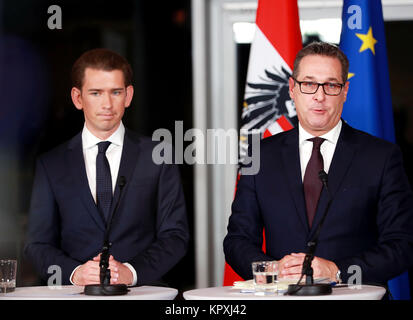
(25, 48), (189, 286)
(224, 42), (413, 285)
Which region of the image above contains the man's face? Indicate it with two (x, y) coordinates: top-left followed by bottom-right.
(289, 55), (349, 136)
(71, 68), (134, 139)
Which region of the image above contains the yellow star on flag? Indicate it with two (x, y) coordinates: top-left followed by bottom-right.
(356, 27), (377, 55)
(348, 72), (355, 80)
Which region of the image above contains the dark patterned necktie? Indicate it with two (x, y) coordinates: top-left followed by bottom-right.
(303, 137), (325, 228)
(96, 141), (112, 221)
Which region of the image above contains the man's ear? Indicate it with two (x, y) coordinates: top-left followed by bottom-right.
(124, 85), (134, 108)
(343, 81), (350, 101)
(288, 77), (295, 100)
(71, 87), (83, 110)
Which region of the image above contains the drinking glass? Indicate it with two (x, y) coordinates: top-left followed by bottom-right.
(0, 259), (17, 293)
(252, 260), (279, 295)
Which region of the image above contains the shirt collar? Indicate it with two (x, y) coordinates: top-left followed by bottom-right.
(299, 119), (342, 146)
(82, 121), (125, 149)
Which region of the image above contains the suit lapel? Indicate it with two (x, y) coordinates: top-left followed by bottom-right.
(67, 133), (106, 232)
(325, 122), (357, 198)
(281, 128), (310, 233)
(309, 121), (358, 239)
(110, 129), (141, 217)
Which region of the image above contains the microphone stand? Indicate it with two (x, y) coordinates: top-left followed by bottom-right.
(84, 176), (129, 296)
(287, 170), (333, 296)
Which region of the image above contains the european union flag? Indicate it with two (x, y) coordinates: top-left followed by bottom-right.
(340, 0), (410, 300)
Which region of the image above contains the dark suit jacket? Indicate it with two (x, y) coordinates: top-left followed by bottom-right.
(25, 129), (189, 285)
(224, 121), (413, 284)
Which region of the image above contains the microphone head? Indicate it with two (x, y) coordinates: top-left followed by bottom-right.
(318, 170), (328, 183)
(118, 176), (126, 188)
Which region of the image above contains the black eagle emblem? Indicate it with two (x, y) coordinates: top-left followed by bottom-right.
(239, 66), (298, 163)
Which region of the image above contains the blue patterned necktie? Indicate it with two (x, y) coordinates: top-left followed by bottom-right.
(96, 141), (113, 221)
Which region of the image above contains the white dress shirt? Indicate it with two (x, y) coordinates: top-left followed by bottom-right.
(82, 122), (124, 202)
(299, 120), (342, 181)
(70, 122), (137, 286)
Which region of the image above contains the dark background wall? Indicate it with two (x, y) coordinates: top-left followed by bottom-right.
(0, 0), (194, 292)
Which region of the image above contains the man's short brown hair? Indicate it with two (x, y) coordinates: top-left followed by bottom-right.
(71, 48), (133, 89)
(292, 42), (349, 83)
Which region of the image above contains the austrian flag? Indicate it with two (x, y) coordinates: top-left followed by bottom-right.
(239, 0), (302, 164)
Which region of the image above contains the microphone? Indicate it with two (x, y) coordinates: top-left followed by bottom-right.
(84, 176), (129, 296)
(287, 170), (333, 296)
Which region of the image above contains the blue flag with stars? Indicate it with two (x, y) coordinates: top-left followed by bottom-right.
(340, 0), (410, 300)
